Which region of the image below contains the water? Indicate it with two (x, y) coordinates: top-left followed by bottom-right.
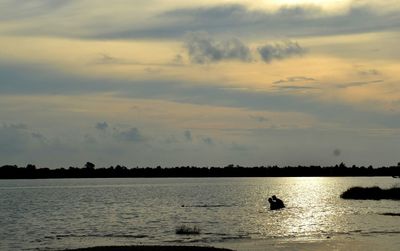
(1, 177), (400, 250)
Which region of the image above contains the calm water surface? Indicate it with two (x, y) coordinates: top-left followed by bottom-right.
(1, 177), (400, 250)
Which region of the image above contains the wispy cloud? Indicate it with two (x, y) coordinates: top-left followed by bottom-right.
(93, 53), (125, 65)
(113, 127), (145, 143)
(273, 76), (316, 84)
(274, 85), (319, 91)
(184, 130), (192, 141)
(202, 136), (214, 146)
(357, 69), (381, 76)
(95, 122), (109, 131)
(0, 61), (396, 128)
(334, 79), (384, 89)
(249, 115), (269, 123)
(0, 123), (36, 154)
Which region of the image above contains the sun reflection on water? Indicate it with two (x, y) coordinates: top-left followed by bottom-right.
(260, 177), (341, 239)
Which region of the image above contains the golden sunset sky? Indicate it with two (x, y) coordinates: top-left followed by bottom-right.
(1, 0), (399, 167)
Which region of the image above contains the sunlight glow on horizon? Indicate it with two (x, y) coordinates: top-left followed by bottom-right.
(269, 0), (352, 11)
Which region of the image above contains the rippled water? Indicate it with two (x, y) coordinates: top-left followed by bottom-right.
(1, 177), (400, 250)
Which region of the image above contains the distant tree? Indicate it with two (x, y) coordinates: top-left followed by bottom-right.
(84, 162), (95, 170)
(26, 164), (36, 170)
(115, 165), (127, 171)
(3, 162), (400, 179)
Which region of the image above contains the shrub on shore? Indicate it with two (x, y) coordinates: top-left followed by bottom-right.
(175, 225), (201, 235)
(341, 186), (400, 200)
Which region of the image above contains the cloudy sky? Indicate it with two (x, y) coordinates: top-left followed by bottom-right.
(1, 0), (399, 168)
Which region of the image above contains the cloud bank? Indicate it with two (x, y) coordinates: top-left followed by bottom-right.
(1, 2), (399, 39)
(183, 32), (305, 64)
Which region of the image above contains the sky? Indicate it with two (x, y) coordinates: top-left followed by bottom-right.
(0, 0), (400, 168)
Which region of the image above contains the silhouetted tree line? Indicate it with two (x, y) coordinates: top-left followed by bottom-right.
(1, 162), (400, 179)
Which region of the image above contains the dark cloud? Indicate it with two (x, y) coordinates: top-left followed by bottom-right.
(184, 32), (252, 64)
(184, 130), (192, 141)
(114, 127), (145, 143)
(258, 41), (305, 63)
(95, 122), (109, 131)
(202, 137), (214, 146)
(183, 33), (305, 64)
(31, 132), (47, 142)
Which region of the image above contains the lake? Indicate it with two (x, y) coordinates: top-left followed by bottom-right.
(1, 177), (400, 250)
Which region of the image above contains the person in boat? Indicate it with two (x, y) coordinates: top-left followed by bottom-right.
(268, 195), (285, 210)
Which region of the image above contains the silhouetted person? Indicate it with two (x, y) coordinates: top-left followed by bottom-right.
(268, 195), (285, 210)
(268, 198), (279, 210)
(272, 195), (285, 209)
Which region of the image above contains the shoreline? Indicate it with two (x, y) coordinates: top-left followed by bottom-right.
(213, 234), (400, 251)
(63, 246), (233, 251)
(60, 233), (400, 251)
(59, 235), (400, 251)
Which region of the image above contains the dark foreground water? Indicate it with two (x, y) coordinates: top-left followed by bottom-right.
(1, 177), (400, 250)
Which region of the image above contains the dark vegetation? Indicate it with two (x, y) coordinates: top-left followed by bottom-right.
(340, 186), (400, 200)
(175, 225), (201, 235)
(380, 213), (400, 216)
(1, 162), (400, 179)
